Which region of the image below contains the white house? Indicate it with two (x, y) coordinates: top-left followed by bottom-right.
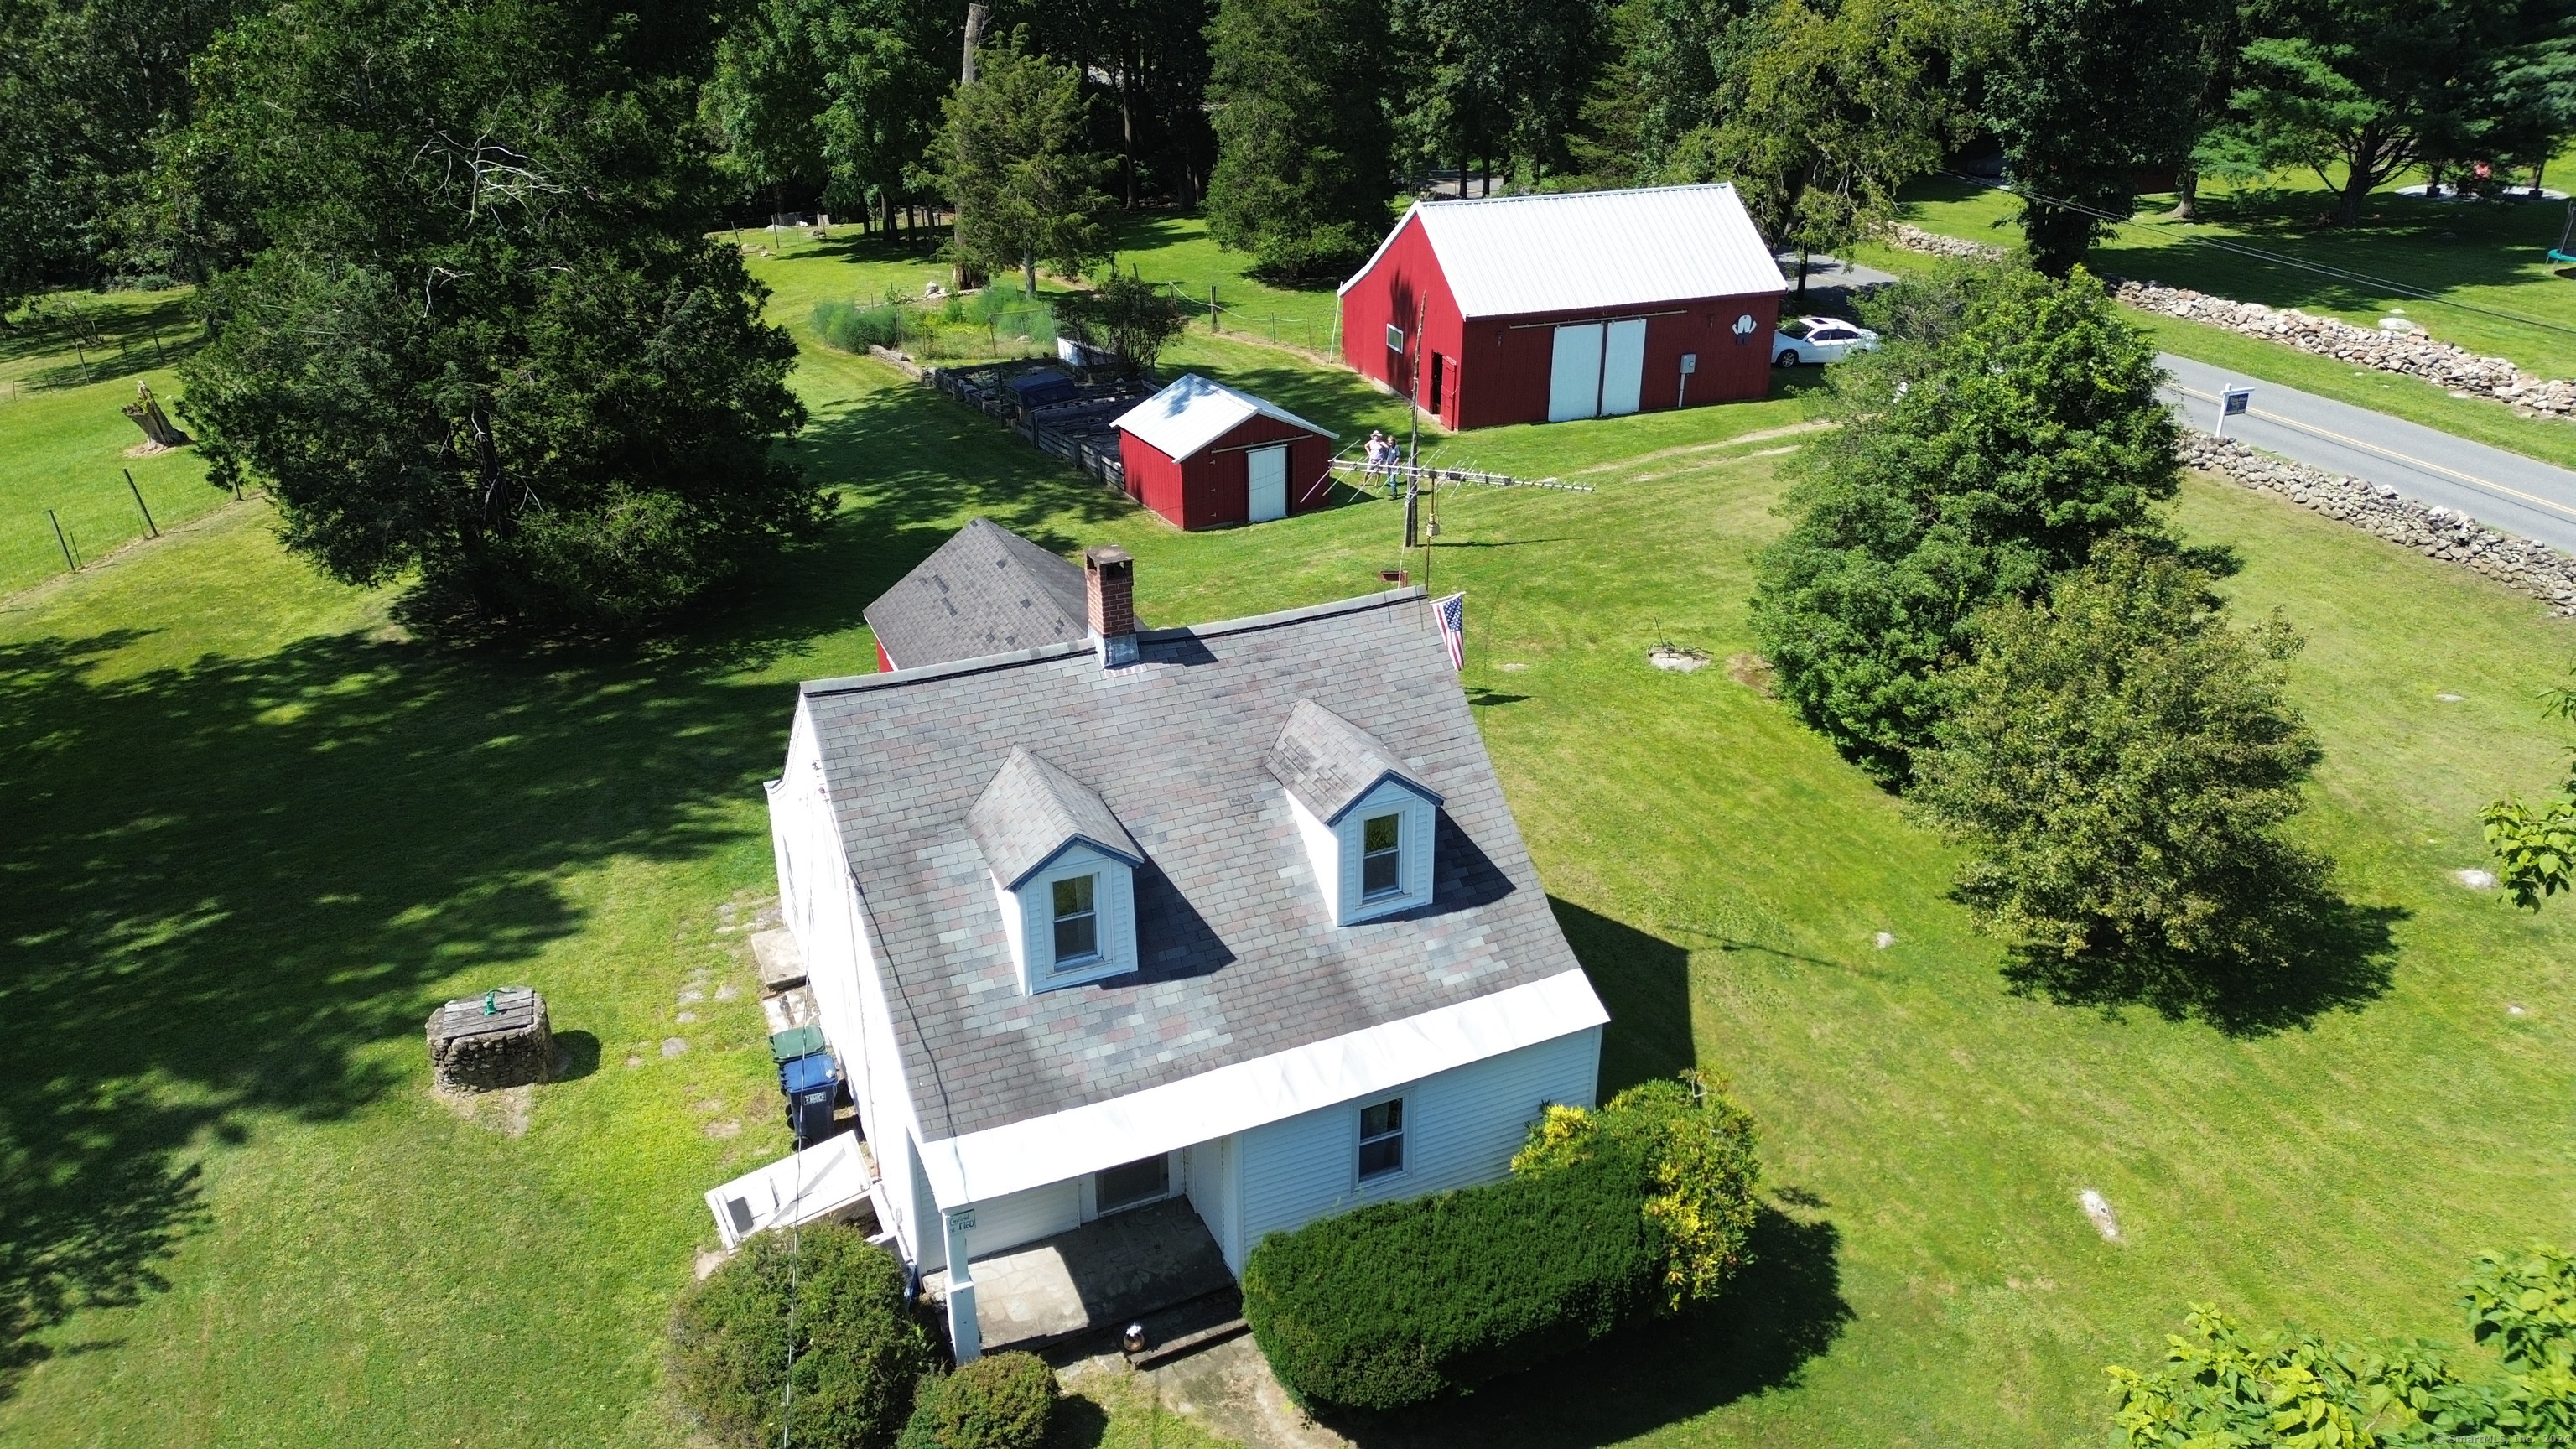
(762, 529), (1608, 1360)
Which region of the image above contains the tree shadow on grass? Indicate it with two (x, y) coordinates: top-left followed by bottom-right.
(1325, 1205), (1853, 1449)
(0, 366), (1159, 1400)
(1997, 896), (2408, 1038)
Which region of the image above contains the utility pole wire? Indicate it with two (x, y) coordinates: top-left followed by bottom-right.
(1942, 170), (2576, 342)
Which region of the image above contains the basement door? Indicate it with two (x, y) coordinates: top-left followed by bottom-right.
(1547, 319), (1649, 421)
(1247, 444), (1289, 522)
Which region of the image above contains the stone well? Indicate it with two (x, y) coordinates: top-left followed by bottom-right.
(426, 986), (554, 1092)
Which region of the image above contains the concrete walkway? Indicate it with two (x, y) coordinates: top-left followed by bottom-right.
(2157, 354), (2576, 555)
(922, 1197), (1232, 1352)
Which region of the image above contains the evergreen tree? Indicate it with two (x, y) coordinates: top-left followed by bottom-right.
(172, 0), (819, 631)
(931, 33), (1113, 297)
(1204, 0), (1398, 279)
(1748, 264), (2178, 780)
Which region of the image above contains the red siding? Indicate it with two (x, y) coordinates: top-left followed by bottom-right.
(875, 641), (895, 673)
(1117, 413), (1336, 530)
(1338, 215), (1783, 428)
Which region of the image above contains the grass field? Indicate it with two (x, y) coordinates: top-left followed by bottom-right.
(1872, 166), (2576, 471)
(7, 221), (2576, 1446)
(0, 291), (222, 596)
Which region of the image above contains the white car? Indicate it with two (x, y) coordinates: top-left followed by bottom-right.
(1771, 316), (1880, 367)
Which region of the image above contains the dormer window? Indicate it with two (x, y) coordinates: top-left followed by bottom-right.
(1266, 699), (1443, 925)
(1361, 814), (1403, 899)
(968, 748), (1143, 993)
(1052, 875), (1099, 962)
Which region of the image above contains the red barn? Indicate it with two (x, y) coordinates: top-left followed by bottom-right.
(1113, 375), (1339, 529)
(1337, 184), (1790, 429)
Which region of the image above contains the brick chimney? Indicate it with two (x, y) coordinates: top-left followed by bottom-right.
(1083, 546), (1138, 667)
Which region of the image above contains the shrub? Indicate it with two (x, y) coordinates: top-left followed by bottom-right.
(1055, 273), (1187, 371)
(668, 1224), (937, 1449)
(813, 299), (904, 353)
(2107, 1245), (2576, 1445)
(1242, 1073), (1761, 1411)
(897, 1352), (1057, 1449)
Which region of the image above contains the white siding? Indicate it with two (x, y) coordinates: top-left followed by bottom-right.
(1285, 778), (1438, 926)
(1235, 1026), (1602, 1258)
(956, 1178), (1083, 1259)
(1185, 1135), (1244, 1271)
(1006, 843), (1138, 993)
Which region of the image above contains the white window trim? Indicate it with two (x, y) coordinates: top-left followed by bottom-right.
(1284, 776), (1437, 926)
(1355, 1091), (1410, 1187)
(995, 842), (1138, 995)
(1081, 1148), (1182, 1219)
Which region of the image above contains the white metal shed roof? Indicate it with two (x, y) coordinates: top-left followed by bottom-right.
(1339, 184), (1791, 319)
(1113, 373), (1337, 461)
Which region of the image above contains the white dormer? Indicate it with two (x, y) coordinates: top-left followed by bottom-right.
(968, 748), (1145, 993)
(1266, 700), (1443, 925)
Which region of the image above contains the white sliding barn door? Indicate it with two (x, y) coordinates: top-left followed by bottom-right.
(1547, 323), (1604, 422)
(1599, 318), (1647, 416)
(1246, 444), (1289, 522)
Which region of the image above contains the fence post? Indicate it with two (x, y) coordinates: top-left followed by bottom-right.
(1210, 286), (1218, 333)
(125, 468), (158, 537)
(48, 509), (77, 571)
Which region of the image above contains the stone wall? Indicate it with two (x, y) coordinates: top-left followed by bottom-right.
(2179, 433), (2576, 615)
(1888, 222), (2004, 262)
(2112, 280), (2576, 418)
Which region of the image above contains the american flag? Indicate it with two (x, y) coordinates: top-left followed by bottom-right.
(1434, 592), (1466, 671)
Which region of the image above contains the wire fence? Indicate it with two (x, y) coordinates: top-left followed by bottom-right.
(3, 466), (236, 598)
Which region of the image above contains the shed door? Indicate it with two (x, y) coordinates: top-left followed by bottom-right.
(1548, 324), (1604, 422)
(1600, 318), (1647, 416)
(1247, 444), (1289, 522)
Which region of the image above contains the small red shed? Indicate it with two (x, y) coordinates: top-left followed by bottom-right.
(1337, 184), (1790, 430)
(1113, 375), (1339, 529)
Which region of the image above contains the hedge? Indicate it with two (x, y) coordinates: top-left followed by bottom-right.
(668, 1223), (939, 1449)
(896, 1351), (1057, 1449)
(1242, 1075), (1761, 1412)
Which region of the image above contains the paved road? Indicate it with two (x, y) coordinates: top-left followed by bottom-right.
(2157, 354), (2576, 555)
(1776, 254), (2576, 553)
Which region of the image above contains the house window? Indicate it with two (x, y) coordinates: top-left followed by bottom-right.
(1096, 1154), (1169, 1213)
(1052, 874), (1098, 963)
(1358, 1097), (1405, 1179)
(1361, 813), (1402, 900)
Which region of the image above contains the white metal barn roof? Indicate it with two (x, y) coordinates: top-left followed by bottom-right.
(1113, 373), (1337, 460)
(1339, 184), (1791, 319)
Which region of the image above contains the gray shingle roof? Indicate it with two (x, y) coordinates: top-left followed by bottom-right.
(801, 587), (1588, 1141)
(967, 747), (1144, 887)
(863, 518), (1093, 671)
(1265, 699), (1441, 823)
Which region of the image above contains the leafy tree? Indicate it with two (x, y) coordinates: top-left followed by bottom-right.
(171, 0), (819, 631)
(1561, 0), (1750, 185)
(0, 0), (247, 306)
(931, 33), (1113, 298)
(1389, 0), (1610, 187)
(1911, 543), (2334, 1006)
(1015, 0), (1217, 210)
(1055, 271), (1187, 369)
(2480, 666), (2576, 909)
(1685, 0), (1976, 288)
(704, 0), (953, 233)
(1988, 0), (2216, 275)
(2107, 1245), (2576, 1445)
(1204, 0), (1397, 279)
(2228, 0), (2560, 226)
(1748, 263), (2179, 780)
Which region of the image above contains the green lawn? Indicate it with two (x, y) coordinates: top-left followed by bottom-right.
(0, 290), (221, 595)
(7, 228), (2576, 1447)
